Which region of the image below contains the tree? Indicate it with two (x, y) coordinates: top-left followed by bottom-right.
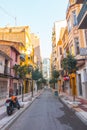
(32, 68), (43, 91)
(38, 78), (47, 89)
(32, 68), (42, 81)
(49, 70), (59, 89)
(28, 66), (43, 93)
(13, 64), (29, 101)
(49, 78), (57, 89)
(62, 53), (77, 74)
(62, 53), (77, 101)
(52, 70), (60, 79)
(41, 78), (47, 85)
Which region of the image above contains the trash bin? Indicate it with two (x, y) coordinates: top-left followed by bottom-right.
(54, 91), (58, 96)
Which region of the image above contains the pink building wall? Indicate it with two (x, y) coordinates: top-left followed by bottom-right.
(9, 47), (20, 95)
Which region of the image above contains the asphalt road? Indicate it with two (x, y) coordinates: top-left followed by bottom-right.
(8, 89), (87, 130)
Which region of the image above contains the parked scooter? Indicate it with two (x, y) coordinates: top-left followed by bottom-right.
(5, 96), (20, 115)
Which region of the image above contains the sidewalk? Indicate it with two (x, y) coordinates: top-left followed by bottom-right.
(0, 90), (43, 130)
(59, 92), (87, 125)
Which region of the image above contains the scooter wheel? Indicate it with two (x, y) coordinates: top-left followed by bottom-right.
(7, 107), (12, 115)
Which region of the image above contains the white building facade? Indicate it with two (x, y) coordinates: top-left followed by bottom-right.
(42, 58), (50, 82)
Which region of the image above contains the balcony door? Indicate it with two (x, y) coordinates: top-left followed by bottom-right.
(0, 81), (7, 99)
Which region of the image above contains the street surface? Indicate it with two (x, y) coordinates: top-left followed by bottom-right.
(8, 89), (87, 130)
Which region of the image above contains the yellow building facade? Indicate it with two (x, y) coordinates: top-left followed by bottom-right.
(0, 26), (34, 94)
(66, 0), (86, 97)
(57, 27), (66, 93)
(56, 0), (86, 98)
(56, 0), (85, 98)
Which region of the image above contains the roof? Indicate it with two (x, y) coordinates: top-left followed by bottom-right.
(0, 44), (20, 55)
(0, 40), (24, 47)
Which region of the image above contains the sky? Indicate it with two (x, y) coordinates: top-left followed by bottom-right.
(0, 0), (68, 59)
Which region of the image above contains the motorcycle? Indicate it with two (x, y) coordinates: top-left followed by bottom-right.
(5, 97), (20, 116)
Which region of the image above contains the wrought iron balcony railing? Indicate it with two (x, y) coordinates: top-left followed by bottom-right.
(0, 65), (11, 76)
(75, 0), (84, 4)
(4, 66), (11, 75)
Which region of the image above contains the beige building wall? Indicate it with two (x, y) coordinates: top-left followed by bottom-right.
(0, 26), (32, 53)
(31, 33), (42, 70)
(66, 0), (87, 98)
(52, 20), (66, 70)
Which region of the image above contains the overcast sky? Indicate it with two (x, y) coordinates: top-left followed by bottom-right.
(0, 0), (68, 59)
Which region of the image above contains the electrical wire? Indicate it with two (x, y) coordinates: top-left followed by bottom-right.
(0, 5), (17, 25)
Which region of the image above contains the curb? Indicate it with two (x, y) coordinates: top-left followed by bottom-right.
(75, 112), (87, 126)
(1, 91), (43, 130)
(59, 96), (87, 125)
(59, 97), (74, 111)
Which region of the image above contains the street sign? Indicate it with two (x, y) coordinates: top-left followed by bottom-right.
(80, 48), (87, 56)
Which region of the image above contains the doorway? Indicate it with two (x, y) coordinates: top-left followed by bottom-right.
(78, 74), (82, 96)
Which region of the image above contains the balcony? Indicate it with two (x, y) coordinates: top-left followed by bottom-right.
(66, 1), (76, 14)
(76, 58), (85, 67)
(75, 0), (84, 4)
(4, 66), (11, 75)
(0, 65), (11, 76)
(78, 0), (87, 29)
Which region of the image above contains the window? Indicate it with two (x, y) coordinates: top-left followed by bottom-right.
(15, 53), (17, 62)
(74, 38), (80, 55)
(70, 0), (75, 5)
(60, 59), (63, 68)
(85, 29), (87, 47)
(72, 10), (77, 26)
(70, 45), (74, 55)
(84, 69), (87, 82)
(67, 18), (72, 33)
(64, 50), (66, 58)
(60, 47), (62, 55)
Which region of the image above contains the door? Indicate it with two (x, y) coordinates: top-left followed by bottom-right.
(0, 81), (8, 99)
(78, 74), (82, 96)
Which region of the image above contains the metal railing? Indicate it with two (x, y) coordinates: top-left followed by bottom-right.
(75, 0), (84, 4)
(4, 66), (11, 75)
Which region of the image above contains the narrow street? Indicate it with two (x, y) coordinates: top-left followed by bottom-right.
(8, 89), (87, 130)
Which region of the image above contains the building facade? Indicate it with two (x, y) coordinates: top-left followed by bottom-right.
(0, 50), (11, 99)
(0, 41), (20, 96)
(0, 26), (34, 94)
(52, 20), (66, 70)
(52, 0), (87, 99)
(30, 33), (42, 70)
(42, 58), (50, 83)
(76, 0), (87, 98)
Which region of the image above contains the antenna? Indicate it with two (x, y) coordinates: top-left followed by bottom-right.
(0, 5), (17, 26)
